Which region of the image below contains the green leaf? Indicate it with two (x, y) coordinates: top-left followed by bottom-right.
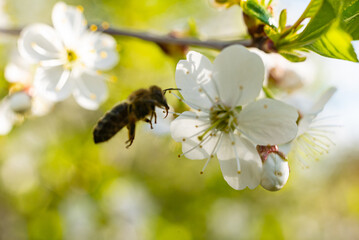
(241, 0), (276, 28)
(341, 0), (359, 39)
(279, 9), (287, 31)
(279, 50), (307, 62)
(304, 24), (358, 62)
(279, 0), (336, 49)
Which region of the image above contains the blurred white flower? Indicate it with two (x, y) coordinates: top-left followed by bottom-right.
(0, 98), (17, 135)
(251, 49), (315, 92)
(286, 87), (337, 167)
(0, 51), (56, 135)
(100, 179), (156, 240)
(0, 154), (38, 194)
(170, 45), (298, 190)
(18, 2), (119, 110)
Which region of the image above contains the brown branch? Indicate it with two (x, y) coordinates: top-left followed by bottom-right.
(102, 27), (251, 50)
(0, 26), (252, 50)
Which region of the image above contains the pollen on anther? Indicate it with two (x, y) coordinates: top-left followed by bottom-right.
(210, 155), (214, 158)
(163, 110), (166, 113)
(195, 125), (199, 128)
(231, 141), (235, 145)
(101, 21), (110, 29)
(178, 154), (181, 158)
(264, 104), (268, 109)
(100, 51), (108, 58)
(239, 85), (244, 90)
(237, 171), (241, 174)
(199, 145), (203, 148)
(200, 171), (204, 175)
(76, 5), (84, 12)
(195, 116), (199, 119)
(90, 24), (98, 32)
(109, 76), (118, 83)
(182, 138), (186, 142)
(198, 88), (203, 93)
(185, 70), (190, 74)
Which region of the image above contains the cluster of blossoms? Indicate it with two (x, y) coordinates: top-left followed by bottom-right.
(0, 1), (337, 192)
(170, 45), (335, 191)
(0, 2), (119, 134)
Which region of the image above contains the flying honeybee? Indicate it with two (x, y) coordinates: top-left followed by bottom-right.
(93, 85), (178, 148)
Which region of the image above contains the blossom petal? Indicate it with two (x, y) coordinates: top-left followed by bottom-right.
(217, 134), (262, 190)
(72, 71), (108, 110)
(170, 111), (218, 159)
(33, 66), (73, 101)
(309, 87), (337, 115)
(52, 2), (86, 48)
(18, 24), (63, 63)
(0, 100), (15, 135)
(175, 51), (218, 110)
(5, 52), (33, 84)
(237, 98), (298, 145)
(213, 45), (264, 107)
(79, 33), (119, 70)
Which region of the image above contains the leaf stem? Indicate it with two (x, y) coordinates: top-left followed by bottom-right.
(262, 86), (276, 99)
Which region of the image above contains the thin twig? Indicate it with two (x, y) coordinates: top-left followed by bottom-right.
(0, 26), (252, 50)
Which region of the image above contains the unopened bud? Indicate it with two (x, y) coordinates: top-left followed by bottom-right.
(8, 91), (32, 114)
(260, 155), (289, 191)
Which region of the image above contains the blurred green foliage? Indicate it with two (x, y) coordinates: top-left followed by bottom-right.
(0, 0), (358, 239)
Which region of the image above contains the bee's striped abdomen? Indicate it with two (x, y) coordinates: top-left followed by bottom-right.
(93, 103), (129, 143)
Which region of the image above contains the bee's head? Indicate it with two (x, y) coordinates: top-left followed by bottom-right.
(149, 85), (170, 116)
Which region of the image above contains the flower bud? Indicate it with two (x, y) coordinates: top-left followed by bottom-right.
(260, 156), (289, 191)
(8, 91), (32, 114)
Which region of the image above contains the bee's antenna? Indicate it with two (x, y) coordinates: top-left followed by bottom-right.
(163, 88), (181, 95)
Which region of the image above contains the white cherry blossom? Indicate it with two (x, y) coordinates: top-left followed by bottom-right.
(17, 2), (119, 110)
(170, 45), (298, 190)
(286, 87), (337, 167)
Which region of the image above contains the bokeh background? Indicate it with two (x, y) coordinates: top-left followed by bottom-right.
(0, 0), (359, 239)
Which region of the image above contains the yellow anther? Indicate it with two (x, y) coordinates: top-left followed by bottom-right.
(109, 75), (118, 83)
(76, 5), (84, 12)
(237, 171), (241, 174)
(90, 24), (98, 32)
(101, 21), (110, 29)
(100, 51), (108, 58)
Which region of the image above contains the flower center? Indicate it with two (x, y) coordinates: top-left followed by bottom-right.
(209, 105), (241, 133)
(66, 49), (77, 63)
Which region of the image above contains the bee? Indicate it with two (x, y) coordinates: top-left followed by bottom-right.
(93, 85), (178, 148)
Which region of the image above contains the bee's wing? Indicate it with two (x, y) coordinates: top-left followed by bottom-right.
(93, 103), (130, 143)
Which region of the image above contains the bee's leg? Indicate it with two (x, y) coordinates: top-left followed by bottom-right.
(125, 122), (136, 148)
(144, 118), (153, 129)
(150, 109), (157, 124)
